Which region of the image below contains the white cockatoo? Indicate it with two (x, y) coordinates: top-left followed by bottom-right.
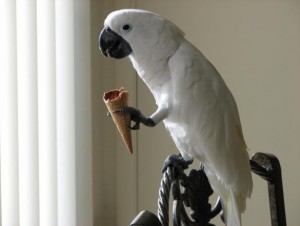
(99, 9), (253, 226)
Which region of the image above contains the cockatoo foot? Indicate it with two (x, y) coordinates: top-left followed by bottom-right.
(112, 107), (155, 130)
(162, 154), (193, 173)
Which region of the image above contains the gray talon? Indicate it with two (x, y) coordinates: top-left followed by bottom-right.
(113, 107), (155, 130)
(162, 154), (193, 173)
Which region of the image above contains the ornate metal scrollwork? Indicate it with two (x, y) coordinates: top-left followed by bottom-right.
(130, 152), (286, 226)
(158, 166), (221, 226)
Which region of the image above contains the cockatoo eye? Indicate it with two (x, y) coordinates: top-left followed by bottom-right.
(122, 24), (131, 31)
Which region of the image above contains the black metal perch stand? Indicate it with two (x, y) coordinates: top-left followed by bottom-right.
(130, 152), (286, 226)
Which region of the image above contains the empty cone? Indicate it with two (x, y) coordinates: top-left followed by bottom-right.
(103, 87), (133, 154)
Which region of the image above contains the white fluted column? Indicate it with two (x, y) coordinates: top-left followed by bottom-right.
(37, 0), (58, 225)
(0, 1), (19, 225)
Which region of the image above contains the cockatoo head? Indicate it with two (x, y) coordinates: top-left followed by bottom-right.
(99, 9), (184, 61)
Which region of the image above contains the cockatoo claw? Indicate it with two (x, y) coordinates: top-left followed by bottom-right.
(162, 154), (193, 173)
(113, 107), (155, 130)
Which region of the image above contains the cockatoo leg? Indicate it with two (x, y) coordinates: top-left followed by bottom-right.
(112, 107), (155, 130)
(162, 154), (193, 173)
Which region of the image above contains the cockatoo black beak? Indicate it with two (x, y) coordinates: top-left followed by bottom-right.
(99, 26), (132, 59)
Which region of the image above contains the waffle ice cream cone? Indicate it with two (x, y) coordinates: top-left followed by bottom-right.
(103, 87), (133, 154)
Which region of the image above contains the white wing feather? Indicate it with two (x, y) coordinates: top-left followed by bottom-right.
(166, 41), (253, 225)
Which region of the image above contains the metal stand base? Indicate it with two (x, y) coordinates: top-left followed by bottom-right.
(130, 152), (286, 226)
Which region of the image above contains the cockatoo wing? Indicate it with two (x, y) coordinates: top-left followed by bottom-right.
(167, 40), (253, 224)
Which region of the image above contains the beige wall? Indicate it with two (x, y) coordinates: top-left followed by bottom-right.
(93, 0), (300, 225)
(91, 1), (116, 225)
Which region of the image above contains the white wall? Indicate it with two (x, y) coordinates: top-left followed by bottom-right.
(95, 0), (300, 225)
